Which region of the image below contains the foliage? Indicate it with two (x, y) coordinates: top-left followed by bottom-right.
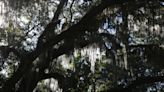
(0, 0), (164, 92)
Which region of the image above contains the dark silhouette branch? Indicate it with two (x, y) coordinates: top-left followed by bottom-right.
(1, 0), (157, 91)
(37, 0), (68, 47)
(1, 0), (67, 91)
(107, 76), (164, 92)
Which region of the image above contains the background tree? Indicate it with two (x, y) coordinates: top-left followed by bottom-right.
(0, 0), (164, 92)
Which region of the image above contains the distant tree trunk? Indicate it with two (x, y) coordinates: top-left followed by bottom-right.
(121, 5), (129, 70)
(17, 50), (52, 92)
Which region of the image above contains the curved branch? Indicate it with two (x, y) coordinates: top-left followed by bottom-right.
(1, 0), (68, 91)
(1, 0), (156, 91)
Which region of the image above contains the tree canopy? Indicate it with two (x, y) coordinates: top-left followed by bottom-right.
(0, 0), (164, 92)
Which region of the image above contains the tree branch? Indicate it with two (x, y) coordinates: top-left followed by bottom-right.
(1, 0), (67, 91)
(37, 0), (68, 47)
(107, 76), (164, 92)
(1, 0), (155, 91)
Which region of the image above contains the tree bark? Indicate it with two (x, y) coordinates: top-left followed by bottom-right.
(1, 0), (157, 91)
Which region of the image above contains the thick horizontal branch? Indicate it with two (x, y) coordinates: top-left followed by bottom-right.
(31, 0), (155, 69)
(34, 0), (144, 59)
